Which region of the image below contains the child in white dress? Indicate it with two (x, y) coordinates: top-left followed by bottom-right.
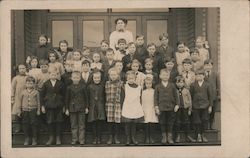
(142, 75), (158, 144)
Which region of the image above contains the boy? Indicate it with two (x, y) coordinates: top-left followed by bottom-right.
(61, 60), (73, 88)
(103, 48), (116, 80)
(114, 38), (127, 61)
(40, 67), (65, 145)
(20, 76), (40, 145)
(190, 49), (203, 73)
(114, 60), (126, 82)
(144, 58), (159, 86)
(65, 71), (89, 145)
(154, 69), (179, 144)
(164, 57), (178, 83)
(122, 42), (137, 72)
(190, 70), (213, 142)
(181, 58), (195, 89)
(134, 35), (147, 66)
(204, 59), (220, 130)
(81, 60), (93, 87)
(157, 33), (174, 60)
(37, 60), (50, 91)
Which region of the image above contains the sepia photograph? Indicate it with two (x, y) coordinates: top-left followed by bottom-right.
(1, 0), (249, 158)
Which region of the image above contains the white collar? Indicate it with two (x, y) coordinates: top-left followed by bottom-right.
(161, 81), (168, 87)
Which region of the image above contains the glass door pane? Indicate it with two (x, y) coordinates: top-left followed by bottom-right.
(146, 20), (167, 45)
(82, 21), (104, 47)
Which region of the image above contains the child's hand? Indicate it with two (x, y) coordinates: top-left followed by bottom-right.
(37, 109), (40, 116)
(65, 109), (69, 116)
(85, 108), (89, 114)
(208, 106), (212, 114)
(11, 97), (15, 105)
(188, 110), (192, 116)
(41, 106), (46, 114)
(155, 106), (160, 115)
(174, 105), (179, 112)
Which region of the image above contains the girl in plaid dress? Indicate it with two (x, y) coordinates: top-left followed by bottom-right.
(105, 68), (124, 145)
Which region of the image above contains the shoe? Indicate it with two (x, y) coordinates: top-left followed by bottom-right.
(161, 133), (167, 144)
(114, 135), (120, 144)
(71, 141), (77, 145)
(145, 136), (150, 144)
(24, 137), (30, 146)
(92, 137), (97, 144)
(197, 134), (202, 143)
(80, 141), (85, 145)
(126, 136), (130, 145)
(186, 135), (196, 143)
(175, 134), (181, 143)
(46, 135), (54, 145)
(106, 135), (113, 145)
(167, 133), (174, 144)
(202, 134), (208, 142)
(97, 137), (101, 144)
(131, 136), (138, 145)
(56, 136), (61, 145)
(150, 136), (155, 144)
(32, 137), (37, 146)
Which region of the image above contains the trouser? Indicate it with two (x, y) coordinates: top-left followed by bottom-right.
(125, 122), (137, 138)
(192, 109), (209, 134)
(21, 110), (38, 138)
(159, 111), (176, 134)
(145, 123), (154, 138)
(107, 123), (120, 136)
(70, 112), (86, 142)
(209, 100), (217, 126)
(92, 120), (103, 138)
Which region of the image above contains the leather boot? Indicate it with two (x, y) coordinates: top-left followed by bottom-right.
(149, 124), (154, 144)
(125, 124), (130, 145)
(175, 133), (181, 143)
(32, 137), (37, 146)
(202, 133), (208, 142)
(46, 135), (54, 145)
(56, 123), (61, 145)
(46, 124), (54, 145)
(145, 124), (150, 144)
(114, 124), (120, 144)
(31, 125), (38, 145)
(161, 132), (167, 144)
(24, 137), (30, 146)
(92, 137), (97, 144)
(114, 134), (120, 144)
(22, 124), (30, 145)
(106, 135), (113, 145)
(56, 135), (61, 145)
(197, 133), (202, 143)
(131, 123), (138, 145)
(167, 133), (174, 144)
(186, 134), (196, 142)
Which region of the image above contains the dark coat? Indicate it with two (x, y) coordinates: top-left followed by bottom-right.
(103, 59), (116, 81)
(80, 72), (93, 88)
(145, 53), (164, 74)
(134, 45), (148, 66)
(154, 82), (179, 111)
(122, 54), (140, 72)
(157, 45), (174, 60)
(61, 72), (72, 88)
(32, 44), (51, 60)
(65, 81), (88, 112)
(204, 70), (220, 101)
(40, 80), (65, 109)
(143, 70), (159, 87)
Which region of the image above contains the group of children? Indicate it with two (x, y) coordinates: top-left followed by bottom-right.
(11, 33), (219, 146)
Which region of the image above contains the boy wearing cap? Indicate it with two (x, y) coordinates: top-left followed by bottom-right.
(190, 70), (213, 143)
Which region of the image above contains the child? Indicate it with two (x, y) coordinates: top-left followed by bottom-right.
(103, 48), (116, 80)
(181, 58), (195, 89)
(11, 64), (28, 133)
(195, 36), (210, 64)
(81, 46), (92, 63)
(37, 59), (50, 91)
(204, 59), (220, 130)
(141, 76), (158, 144)
(122, 42), (137, 72)
(131, 59), (145, 87)
(61, 60), (73, 88)
(175, 41), (190, 74)
(174, 76), (196, 143)
(105, 68), (124, 144)
(91, 52), (103, 71)
(122, 70), (144, 145)
(190, 70), (213, 142)
(48, 50), (65, 80)
(154, 69), (179, 144)
(190, 49), (203, 73)
(27, 56), (40, 82)
(81, 60), (93, 86)
(145, 43), (164, 74)
(164, 57), (178, 83)
(19, 76), (40, 145)
(40, 67), (65, 145)
(31, 34), (51, 61)
(144, 58), (159, 86)
(114, 38), (127, 61)
(134, 35), (147, 65)
(157, 33), (174, 60)
(100, 40), (109, 61)
(87, 70), (106, 144)
(65, 71), (88, 145)
(114, 60), (126, 82)
(71, 49), (83, 72)
(55, 40), (73, 64)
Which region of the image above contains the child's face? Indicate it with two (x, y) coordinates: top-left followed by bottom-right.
(82, 49), (90, 57)
(60, 43), (68, 52)
(183, 63), (192, 71)
(195, 39), (203, 48)
(185, 47), (190, 53)
(93, 53), (101, 63)
(30, 59), (38, 68)
(18, 65), (26, 74)
(115, 62), (123, 72)
(136, 37), (144, 46)
(147, 46), (156, 56)
(131, 63), (139, 72)
(145, 62), (153, 71)
(195, 74), (204, 81)
(82, 64), (90, 72)
(106, 51), (114, 61)
(40, 64), (49, 73)
(101, 42), (109, 51)
(64, 63), (73, 72)
(145, 80), (152, 89)
(109, 70), (119, 81)
(93, 73), (101, 84)
(118, 43), (126, 51)
(71, 74), (81, 84)
(49, 71), (58, 80)
(73, 51), (81, 61)
(49, 54), (56, 63)
(177, 44), (185, 53)
(127, 74), (136, 84)
(160, 71), (170, 82)
(160, 36), (168, 46)
(39, 36), (47, 46)
(204, 63), (213, 71)
(191, 52), (200, 61)
(128, 44), (136, 55)
(176, 80), (185, 89)
(26, 81), (34, 89)
(165, 61), (174, 70)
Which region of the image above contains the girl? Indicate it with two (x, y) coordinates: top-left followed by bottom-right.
(100, 40), (109, 61)
(131, 59), (145, 87)
(145, 43), (163, 74)
(190, 49), (203, 73)
(122, 70), (144, 145)
(71, 50), (83, 72)
(48, 51), (65, 80)
(105, 68), (124, 144)
(175, 41), (190, 74)
(55, 40), (73, 64)
(142, 75), (158, 144)
(11, 64), (28, 133)
(32, 34), (51, 61)
(114, 60), (126, 82)
(91, 52), (103, 71)
(81, 46), (92, 63)
(27, 56), (40, 82)
(195, 36), (210, 64)
(87, 70), (106, 144)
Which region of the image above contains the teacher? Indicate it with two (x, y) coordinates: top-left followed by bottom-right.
(109, 18), (134, 51)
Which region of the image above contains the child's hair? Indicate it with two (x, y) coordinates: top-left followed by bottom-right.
(165, 57), (175, 64)
(38, 34), (48, 41)
(73, 49), (82, 56)
(108, 67), (118, 75)
(82, 59), (91, 66)
(106, 48), (114, 54)
(115, 18), (128, 25)
(126, 70), (136, 78)
(144, 58), (153, 65)
(144, 74), (153, 82)
(100, 39), (109, 46)
(39, 59), (49, 66)
(59, 40), (68, 46)
(182, 58), (192, 65)
(147, 43), (157, 49)
(195, 69), (205, 75)
(71, 71), (81, 78)
(118, 38), (127, 45)
(131, 59), (141, 69)
(160, 68), (169, 75)
(127, 42), (136, 48)
(191, 48), (200, 55)
(136, 35), (145, 40)
(30, 56), (39, 68)
(177, 41), (185, 46)
(175, 75), (185, 83)
(92, 69), (102, 77)
(82, 45), (90, 52)
(48, 50), (59, 60)
(159, 33), (168, 41)
(204, 59), (214, 65)
(26, 76), (36, 83)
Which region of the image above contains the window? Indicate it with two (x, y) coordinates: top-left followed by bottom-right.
(146, 20), (167, 45)
(83, 21), (104, 47)
(52, 21), (73, 47)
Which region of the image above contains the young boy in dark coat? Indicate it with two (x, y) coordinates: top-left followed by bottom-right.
(40, 67), (65, 145)
(134, 35), (148, 66)
(190, 70), (213, 142)
(81, 60), (93, 87)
